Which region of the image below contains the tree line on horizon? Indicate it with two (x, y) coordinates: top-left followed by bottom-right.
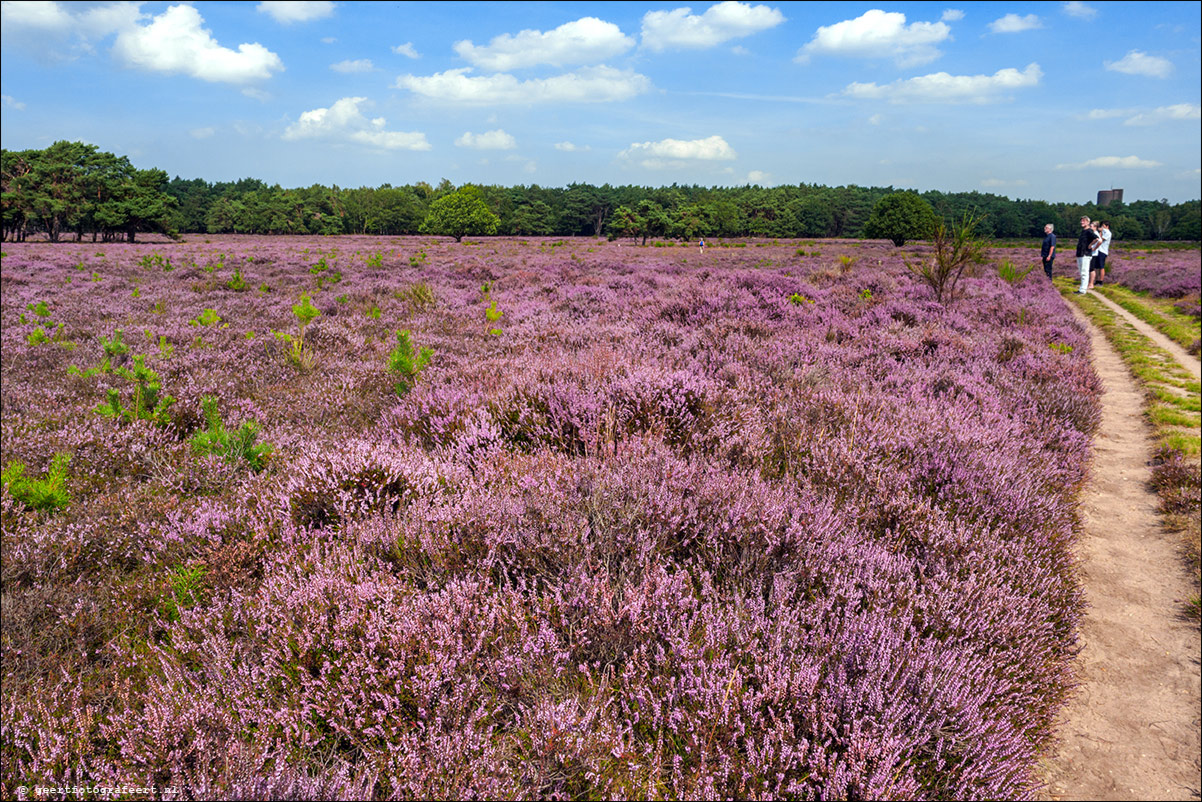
(3, 140), (1200, 243)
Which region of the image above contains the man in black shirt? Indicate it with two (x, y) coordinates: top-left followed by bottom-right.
(1075, 217), (1099, 294)
(1041, 223), (1056, 280)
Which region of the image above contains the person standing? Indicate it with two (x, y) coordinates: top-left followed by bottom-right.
(1075, 216), (1099, 294)
(1087, 221), (1102, 289)
(1041, 223), (1057, 280)
(1094, 221), (1112, 284)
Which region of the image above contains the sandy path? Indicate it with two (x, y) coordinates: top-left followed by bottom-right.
(1039, 299), (1201, 800)
(1091, 290), (1201, 381)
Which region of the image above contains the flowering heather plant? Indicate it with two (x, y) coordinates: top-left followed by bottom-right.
(1, 234), (1106, 799)
(1106, 249), (1201, 298)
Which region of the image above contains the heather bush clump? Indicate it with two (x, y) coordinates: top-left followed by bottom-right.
(0, 235), (1106, 799)
(1106, 251), (1201, 298)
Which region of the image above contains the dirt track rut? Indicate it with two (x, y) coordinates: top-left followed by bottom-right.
(1040, 298), (1201, 801)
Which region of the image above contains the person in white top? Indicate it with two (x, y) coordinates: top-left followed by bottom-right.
(1093, 221), (1112, 285)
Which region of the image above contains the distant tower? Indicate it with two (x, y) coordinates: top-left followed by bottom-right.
(1097, 189), (1124, 207)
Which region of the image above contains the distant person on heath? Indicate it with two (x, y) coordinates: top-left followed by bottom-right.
(1086, 220), (1103, 289)
(1041, 223), (1056, 280)
(1075, 216), (1099, 294)
(1093, 221), (1112, 284)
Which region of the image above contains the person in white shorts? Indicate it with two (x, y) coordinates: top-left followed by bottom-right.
(1075, 216), (1099, 294)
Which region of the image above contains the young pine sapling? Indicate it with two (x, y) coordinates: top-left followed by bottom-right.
(388, 329), (433, 395)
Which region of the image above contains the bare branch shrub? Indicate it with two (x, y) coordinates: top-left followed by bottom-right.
(907, 213), (989, 304)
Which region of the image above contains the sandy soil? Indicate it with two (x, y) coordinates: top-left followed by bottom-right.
(1039, 299), (1201, 801)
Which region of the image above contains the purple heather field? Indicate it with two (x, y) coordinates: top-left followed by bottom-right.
(1098, 248), (1202, 299)
(2, 235), (1107, 799)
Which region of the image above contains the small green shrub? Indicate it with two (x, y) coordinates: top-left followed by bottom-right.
(485, 299), (503, 324)
(162, 564), (207, 622)
(101, 329), (130, 359)
(2, 453), (71, 513)
(293, 293), (320, 329)
(190, 308), (222, 327)
(226, 265), (247, 291)
(997, 258), (1036, 286)
(27, 301), (51, 318)
(789, 293), (814, 305)
(388, 329), (433, 395)
(906, 212), (989, 305)
(273, 293), (321, 370)
(189, 395), (274, 471)
(95, 355), (175, 426)
(138, 253), (172, 270)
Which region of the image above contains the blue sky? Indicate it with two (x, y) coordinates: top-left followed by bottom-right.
(2, 1), (1199, 202)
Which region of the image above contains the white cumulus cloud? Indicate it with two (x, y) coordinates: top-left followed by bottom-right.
(331, 58), (374, 73)
(620, 135), (737, 169)
(395, 65), (651, 104)
(797, 9), (950, 67)
(256, 1), (335, 24)
(1062, 2), (1097, 19)
(0, 0), (75, 30)
(454, 17), (634, 70)
(1105, 50), (1172, 78)
(113, 4), (283, 84)
(392, 42), (420, 59)
(554, 141), (590, 152)
(2, 93), (26, 109)
(989, 13), (1041, 33)
(1124, 103), (1201, 126)
(455, 129), (517, 150)
(0, 1), (142, 57)
(843, 62), (1042, 104)
(283, 96), (430, 150)
(1055, 155), (1162, 170)
(642, 1), (784, 52)
(940, 9), (965, 22)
